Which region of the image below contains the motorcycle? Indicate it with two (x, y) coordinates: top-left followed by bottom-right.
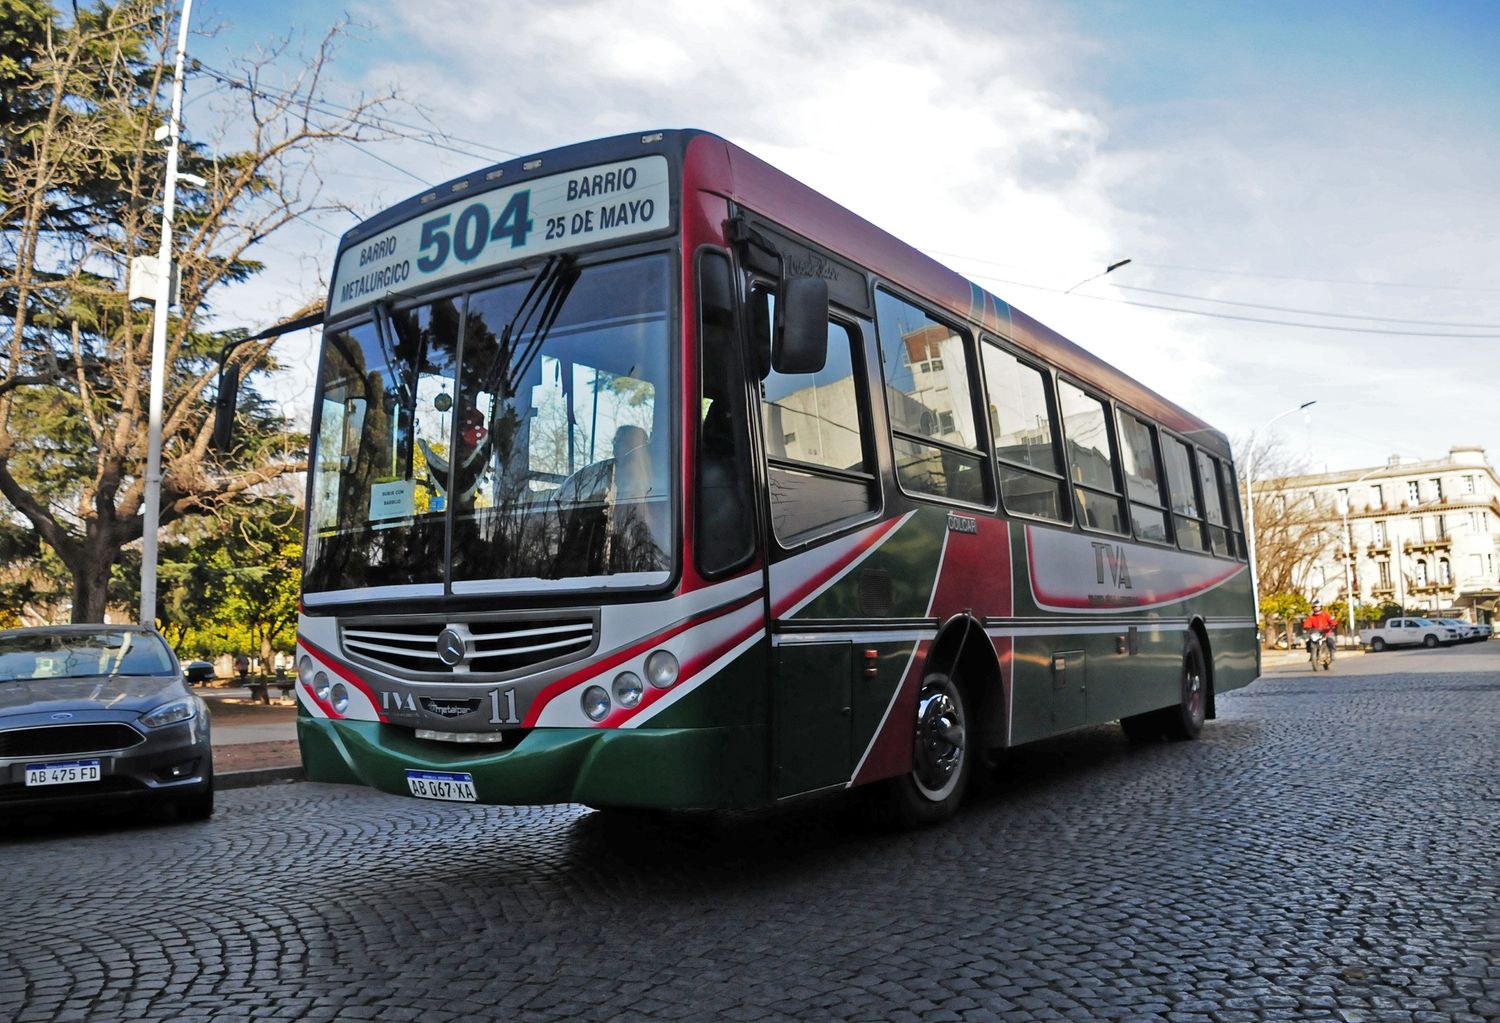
(1306, 629), (1333, 671)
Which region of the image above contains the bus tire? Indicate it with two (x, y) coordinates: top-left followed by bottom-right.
(882, 672), (971, 827)
(1163, 632), (1208, 741)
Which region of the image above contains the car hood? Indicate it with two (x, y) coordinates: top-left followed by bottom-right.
(0, 674), (183, 717)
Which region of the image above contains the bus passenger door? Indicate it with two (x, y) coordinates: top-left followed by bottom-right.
(772, 642), (853, 796)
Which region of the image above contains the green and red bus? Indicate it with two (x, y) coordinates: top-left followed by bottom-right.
(292, 129), (1257, 823)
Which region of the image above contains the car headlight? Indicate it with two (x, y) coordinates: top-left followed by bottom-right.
(141, 699), (196, 728)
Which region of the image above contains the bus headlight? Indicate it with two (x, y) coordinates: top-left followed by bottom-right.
(330, 682), (349, 715)
(297, 655), (315, 685)
(612, 671), (644, 708)
(313, 670), (331, 703)
(582, 685), (611, 721)
(645, 649), (679, 689)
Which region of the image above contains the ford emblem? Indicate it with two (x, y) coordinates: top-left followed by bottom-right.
(436, 627), (467, 667)
(50, 712), (74, 721)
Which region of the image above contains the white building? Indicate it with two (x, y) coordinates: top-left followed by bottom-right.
(1275, 445), (1500, 624)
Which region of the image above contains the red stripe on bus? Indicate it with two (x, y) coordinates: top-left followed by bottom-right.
(927, 517), (1013, 621)
(298, 635), (389, 723)
(772, 515), (907, 619)
(521, 589), (763, 727)
(597, 610), (764, 728)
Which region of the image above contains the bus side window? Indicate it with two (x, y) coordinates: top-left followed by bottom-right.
(1056, 379), (1127, 534)
(1198, 451), (1231, 556)
(981, 343), (1069, 523)
(1162, 435), (1207, 552)
(1116, 412), (1171, 544)
(1217, 458), (1248, 559)
(696, 251), (755, 576)
(754, 288), (879, 544)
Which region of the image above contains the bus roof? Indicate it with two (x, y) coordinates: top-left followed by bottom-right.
(334, 128), (1231, 457)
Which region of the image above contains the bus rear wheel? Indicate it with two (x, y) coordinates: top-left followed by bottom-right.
(1163, 632), (1208, 741)
(882, 672), (971, 827)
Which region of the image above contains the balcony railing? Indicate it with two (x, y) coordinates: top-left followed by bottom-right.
(1403, 537), (1452, 554)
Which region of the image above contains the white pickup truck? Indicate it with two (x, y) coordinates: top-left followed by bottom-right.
(1358, 617), (1462, 651)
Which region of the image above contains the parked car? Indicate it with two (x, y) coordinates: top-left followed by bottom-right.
(181, 660), (216, 685)
(0, 625), (213, 819)
(1434, 618), (1482, 642)
(1358, 617), (1462, 652)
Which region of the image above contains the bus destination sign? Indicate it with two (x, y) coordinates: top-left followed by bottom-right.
(328, 154), (670, 316)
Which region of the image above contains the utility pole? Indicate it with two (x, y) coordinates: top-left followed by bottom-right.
(139, 0), (196, 627)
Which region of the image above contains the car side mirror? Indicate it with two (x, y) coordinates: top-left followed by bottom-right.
(772, 275), (829, 375)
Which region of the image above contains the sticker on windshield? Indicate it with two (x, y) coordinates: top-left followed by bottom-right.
(368, 479), (415, 522)
(328, 155), (670, 316)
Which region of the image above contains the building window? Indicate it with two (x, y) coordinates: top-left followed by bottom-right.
(1373, 520), (1387, 544)
(1377, 560), (1391, 587)
(1337, 487), (1349, 511)
(1463, 474), (1476, 494)
(1431, 477), (1443, 500)
(1274, 494), (1286, 516)
(1407, 480), (1420, 503)
(1415, 560), (1428, 586)
(1437, 514), (1447, 539)
(1439, 558), (1452, 585)
(1372, 484), (1383, 506)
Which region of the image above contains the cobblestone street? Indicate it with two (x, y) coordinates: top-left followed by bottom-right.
(3, 645), (1496, 1023)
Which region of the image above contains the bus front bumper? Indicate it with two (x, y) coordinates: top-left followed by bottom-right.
(298, 715), (765, 810)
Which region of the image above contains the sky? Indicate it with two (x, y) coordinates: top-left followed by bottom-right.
(184, 0), (1500, 480)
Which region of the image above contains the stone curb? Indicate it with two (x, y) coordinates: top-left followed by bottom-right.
(216, 766), (304, 791)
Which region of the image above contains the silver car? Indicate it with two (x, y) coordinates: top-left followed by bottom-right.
(0, 625), (213, 819)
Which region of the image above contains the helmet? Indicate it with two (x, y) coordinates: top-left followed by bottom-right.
(1311, 601), (1323, 612)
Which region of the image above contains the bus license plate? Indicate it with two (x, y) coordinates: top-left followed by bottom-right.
(405, 769), (476, 802)
(25, 760), (102, 787)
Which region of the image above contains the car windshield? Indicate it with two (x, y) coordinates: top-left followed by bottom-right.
(304, 253), (674, 596)
(0, 631), (175, 682)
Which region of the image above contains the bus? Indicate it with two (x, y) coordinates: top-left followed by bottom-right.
(289, 129), (1258, 824)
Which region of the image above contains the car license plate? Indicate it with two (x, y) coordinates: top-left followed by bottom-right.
(25, 759), (102, 787)
(405, 769), (476, 802)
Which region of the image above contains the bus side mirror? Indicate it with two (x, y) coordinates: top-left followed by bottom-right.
(773, 276), (828, 375)
(212, 361), (240, 452)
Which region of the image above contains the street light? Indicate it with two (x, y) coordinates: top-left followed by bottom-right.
(1243, 400), (1317, 620)
(1063, 258), (1132, 294)
(139, 0), (196, 627)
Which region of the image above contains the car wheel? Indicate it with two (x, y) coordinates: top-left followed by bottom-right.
(881, 672), (971, 827)
(1423, 634), (1438, 649)
(176, 783), (214, 822)
(1370, 637), (1386, 652)
(1163, 632), (1208, 742)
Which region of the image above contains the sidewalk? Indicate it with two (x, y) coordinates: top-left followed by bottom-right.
(197, 687), (301, 778)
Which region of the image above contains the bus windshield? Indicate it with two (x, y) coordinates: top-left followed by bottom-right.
(304, 253), (674, 597)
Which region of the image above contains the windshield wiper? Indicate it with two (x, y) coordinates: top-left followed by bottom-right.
(481, 253), (579, 399)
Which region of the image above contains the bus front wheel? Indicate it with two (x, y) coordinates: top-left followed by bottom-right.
(882, 672), (971, 827)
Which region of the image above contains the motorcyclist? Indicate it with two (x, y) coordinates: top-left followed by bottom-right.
(1302, 601), (1339, 662)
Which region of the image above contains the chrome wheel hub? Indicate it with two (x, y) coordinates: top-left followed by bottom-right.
(913, 682), (965, 801)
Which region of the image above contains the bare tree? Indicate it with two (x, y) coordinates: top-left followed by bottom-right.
(0, 1), (399, 620)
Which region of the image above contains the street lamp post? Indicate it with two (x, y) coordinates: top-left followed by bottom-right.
(1243, 400), (1317, 629)
(139, 0), (195, 627)
(1063, 258), (1132, 294)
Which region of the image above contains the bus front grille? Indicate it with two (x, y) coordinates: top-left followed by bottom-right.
(339, 613), (598, 680)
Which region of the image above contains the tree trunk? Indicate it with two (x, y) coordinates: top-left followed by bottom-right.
(70, 550), (116, 623)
